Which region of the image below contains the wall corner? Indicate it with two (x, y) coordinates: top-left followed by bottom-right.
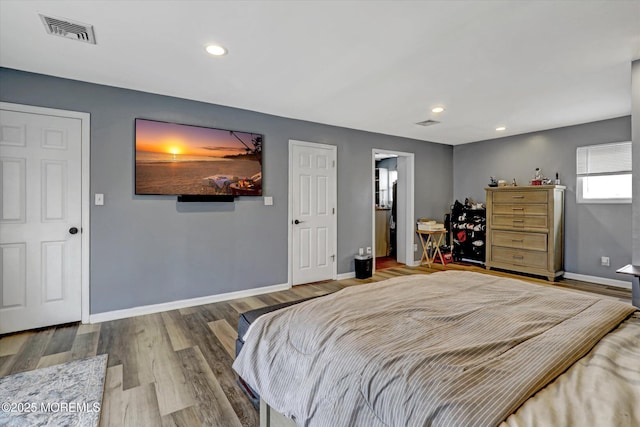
(632, 59), (640, 265)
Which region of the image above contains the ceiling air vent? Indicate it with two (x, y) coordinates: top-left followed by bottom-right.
(415, 119), (440, 127)
(39, 14), (96, 44)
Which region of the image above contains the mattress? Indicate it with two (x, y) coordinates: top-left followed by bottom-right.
(236, 296), (319, 347)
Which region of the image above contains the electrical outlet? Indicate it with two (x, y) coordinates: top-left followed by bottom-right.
(358, 248), (364, 256)
(601, 256), (610, 267)
(366, 247), (372, 255)
(414, 243), (418, 252)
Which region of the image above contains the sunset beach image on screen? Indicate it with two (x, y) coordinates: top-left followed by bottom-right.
(135, 119), (263, 196)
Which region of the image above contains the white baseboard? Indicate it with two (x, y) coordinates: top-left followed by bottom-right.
(336, 272), (356, 280)
(89, 282), (291, 324)
(564, 272), (631, 290)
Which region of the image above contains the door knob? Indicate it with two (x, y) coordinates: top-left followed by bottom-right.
(294, 219), (304, 224)
(69, 227), (79, 235)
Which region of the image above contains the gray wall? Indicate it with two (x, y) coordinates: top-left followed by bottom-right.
(376, 157), (398, 171)
(0, 68), (453, 314)
(453, 117), (632, 281)
(632, 60), (640, 266)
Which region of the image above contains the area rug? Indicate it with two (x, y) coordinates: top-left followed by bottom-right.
(0, 354), (108, 427)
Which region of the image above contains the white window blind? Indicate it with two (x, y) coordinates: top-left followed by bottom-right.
(576, 141), (632, 203)
(577, 142), (631, 175)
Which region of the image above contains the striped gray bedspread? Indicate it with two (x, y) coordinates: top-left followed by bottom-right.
(233, 271), (636, 427)
(501, 311), (640, 426)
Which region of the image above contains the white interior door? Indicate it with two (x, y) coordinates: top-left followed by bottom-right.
(1, 107), (83, 333)
(290, 140), (337, 285)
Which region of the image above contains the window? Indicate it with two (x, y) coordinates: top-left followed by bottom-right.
(375, 168), (398, 208)
(576, 141), (632, 204)
(378, 167), (389, 207)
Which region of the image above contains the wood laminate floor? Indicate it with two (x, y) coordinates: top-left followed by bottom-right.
(375, 256), (405, 271)
(0, 265), (632, 426)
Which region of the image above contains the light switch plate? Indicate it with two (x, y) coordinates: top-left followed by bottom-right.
(264, 196), (273, 206)
(95, 193), (104, 206)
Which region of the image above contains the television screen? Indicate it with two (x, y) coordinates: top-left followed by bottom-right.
(135, 119), (262, 196)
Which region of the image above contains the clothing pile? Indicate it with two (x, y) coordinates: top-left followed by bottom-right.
(451, 199), (486, 263)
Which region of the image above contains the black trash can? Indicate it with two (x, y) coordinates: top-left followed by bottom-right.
(355, 254), (373, 279)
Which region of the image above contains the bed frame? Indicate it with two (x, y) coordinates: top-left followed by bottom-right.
(260, 400), (294, 427)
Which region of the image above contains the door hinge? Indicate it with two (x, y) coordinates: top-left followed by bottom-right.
(332, 160), (335, 168)
(332, 207), (335, 214)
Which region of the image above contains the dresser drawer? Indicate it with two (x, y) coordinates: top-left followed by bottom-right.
(492, 191), (548, 204)
(492, 215), (548, 229)
(491, 230), (547, 251)
(492, 204), (547, 216)
(491, 246), (548, 269)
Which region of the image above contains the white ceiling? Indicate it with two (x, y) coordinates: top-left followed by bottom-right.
(1, 1), (639, 145)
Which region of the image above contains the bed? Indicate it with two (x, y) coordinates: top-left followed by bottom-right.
(233, 271), (639, 427)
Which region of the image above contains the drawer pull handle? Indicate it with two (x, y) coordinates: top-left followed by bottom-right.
(512, 255), (524, 259)
(513, 219), (525, 223)
(511, 239), (524, 242)
(512, 195), (525, 198)
(512, 207), (524, 210)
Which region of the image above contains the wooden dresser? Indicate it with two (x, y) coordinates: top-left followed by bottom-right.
(485, 185), (565, 281)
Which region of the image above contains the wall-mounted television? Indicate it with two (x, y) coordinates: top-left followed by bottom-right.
(135, 118), (263, 197)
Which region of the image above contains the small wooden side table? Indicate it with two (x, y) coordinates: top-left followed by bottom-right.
(416, 229), (447, 267)
(616, 264), (640, 308)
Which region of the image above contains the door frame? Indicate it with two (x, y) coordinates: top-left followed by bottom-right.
(371, 149), (415, 272)
(288, 139), (338, 286)
(1, 102), (91, 323)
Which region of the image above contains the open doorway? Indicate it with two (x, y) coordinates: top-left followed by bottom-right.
(372, 149), (415, 272)
(374, 154), (399, 269)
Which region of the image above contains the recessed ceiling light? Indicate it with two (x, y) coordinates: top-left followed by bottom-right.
(496, 126), (506, 131)
(205, 44), (227, 56)
(431, 106), (445, 113)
